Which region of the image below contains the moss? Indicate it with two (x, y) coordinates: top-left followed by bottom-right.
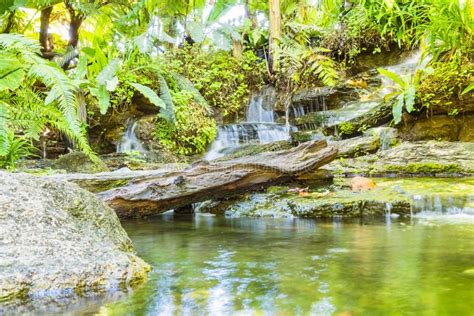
(385, 163), (463, 175)
(338, 122), (355, 136)
(50, 152), (109, 173)
(75, 179), (130, 193)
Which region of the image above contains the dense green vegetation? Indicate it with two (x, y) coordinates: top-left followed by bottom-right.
(0, 0), (472, 167)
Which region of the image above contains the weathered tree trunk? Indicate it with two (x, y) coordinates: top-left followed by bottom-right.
(57, 140), (337, 217)
(100, 140), (337, 217)
(324, 100), (393, 138)
(268, 0), (281, 73)
(39, 6), (53, 56)
(62, 1), (84, 70)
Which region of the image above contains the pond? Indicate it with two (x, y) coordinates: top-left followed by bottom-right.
(91, 215), (474, 315)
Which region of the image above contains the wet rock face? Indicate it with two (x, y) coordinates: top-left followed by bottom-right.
(0, 172), (150, 310)
(325, 141), (474, 177)
(398, 114), (474, 142)
(197, 183), (411, 218)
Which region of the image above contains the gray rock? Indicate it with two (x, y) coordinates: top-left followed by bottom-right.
(324, 141), (474, 176)
(0, 172), (150, 310)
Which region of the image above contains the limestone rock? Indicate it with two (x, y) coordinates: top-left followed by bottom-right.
(0, 172), (150, 310)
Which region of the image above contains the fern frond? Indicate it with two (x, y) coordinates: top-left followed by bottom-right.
(172, 73), (213, 115)
(27, 63), (95, 158)
(0, 100), (11, 156)
(0, 33), (41, 54)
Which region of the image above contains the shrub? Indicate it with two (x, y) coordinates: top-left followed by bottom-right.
(155, 91), (217, 155)
(167, 46), (267, 121)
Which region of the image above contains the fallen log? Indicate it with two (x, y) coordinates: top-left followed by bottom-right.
(97, 140), (337, 217)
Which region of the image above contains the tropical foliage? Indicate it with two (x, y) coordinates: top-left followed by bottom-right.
(0, 0), (472, 167)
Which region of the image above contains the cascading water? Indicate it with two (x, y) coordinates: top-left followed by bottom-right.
(291, 50), (425, 132)
(378, 50), (426, 97)
(205, 86), (291, 160)
(117, 119), (145, 153)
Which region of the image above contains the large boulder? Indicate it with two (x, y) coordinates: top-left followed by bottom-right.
(0, 172), (150, 310)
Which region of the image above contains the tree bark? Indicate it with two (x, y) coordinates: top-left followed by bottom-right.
(268, 0), (281, 73)
(39, 6), (53, 55)
(52, 140), (338, 218)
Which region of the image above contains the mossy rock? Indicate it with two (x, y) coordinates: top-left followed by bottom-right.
(49, 152), (109, 173)
(0, 172), (150, 310)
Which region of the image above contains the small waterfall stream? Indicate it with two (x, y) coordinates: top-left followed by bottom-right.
(205, 87), (291, 160)
(291, 50), (425, 132)
(117, 120), (145, 153)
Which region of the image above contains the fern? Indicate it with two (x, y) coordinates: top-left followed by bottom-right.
(0, 101), (11, 156)
(0, 33), (41, 54)
(28, 63), (95, 158)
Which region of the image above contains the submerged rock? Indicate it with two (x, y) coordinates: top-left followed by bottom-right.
(199, 181), (411, 218)
(0, 172), (150, 310)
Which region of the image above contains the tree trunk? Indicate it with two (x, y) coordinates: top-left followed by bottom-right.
(244, 0), (258, 28)
(67, 14), (83, 48)
(268, 0), (281, 73)
(39, 7), (53, 55)
(52, 140), (338, 218)
(2, 10), (16, 34)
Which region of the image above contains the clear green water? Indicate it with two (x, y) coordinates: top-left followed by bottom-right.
(93, 215), (474, 315)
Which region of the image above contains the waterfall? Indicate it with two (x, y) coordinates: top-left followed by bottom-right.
(411, 195), (474, 219)
(291, 50), (426, 132)
(117, 120), (145, 153)
(205, 86), (291, 160)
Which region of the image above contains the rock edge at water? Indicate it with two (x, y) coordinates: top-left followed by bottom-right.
(0, 172), (150, 311)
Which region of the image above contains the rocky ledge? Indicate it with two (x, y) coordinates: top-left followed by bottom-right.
(0, 172), (150, 311)
(324, 141), (474, 177)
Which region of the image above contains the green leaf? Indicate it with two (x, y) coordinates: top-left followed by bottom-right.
(462, 83), (474, 95)
(97, 58), (120, 85)
(378, 68), (406, 87)
(188, 21), (205, 43)
(130, 83), (166, 109)
(405, 86), (416, 113)
(393, 94), (405, 124)
(90, 85), (110, 115)
(73, 54), (88, 80)
(0, 0), (14, 14)
(207, 0), (237, 23)
(0, 101), (11, 156)
(157, 75), (176, 124)
(0, 55), (25, 91)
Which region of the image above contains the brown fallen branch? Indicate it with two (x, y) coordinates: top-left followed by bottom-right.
(96, 140), (338, 217)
